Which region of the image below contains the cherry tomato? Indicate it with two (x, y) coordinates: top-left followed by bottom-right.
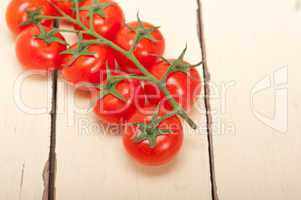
(16, 26), (66, 71)
(50, 0), (75, 17)
(50, 0), (86, 22)
(123, 106), (183, 166)
(114, 21), (165, 74)
(61, 44), (111, 88)
(93, 75), (145, 124)
(6, 0), (54, 35)
(144, 60), (202, 111)
(78, 0), (125, 39)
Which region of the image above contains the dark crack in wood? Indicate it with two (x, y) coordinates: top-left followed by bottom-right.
(18, 162), (25, 200)
(48, 70), (58, 200)
(196, 1), (219, 200)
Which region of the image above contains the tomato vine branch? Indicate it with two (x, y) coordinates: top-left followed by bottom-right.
(44, 0), (198, 130)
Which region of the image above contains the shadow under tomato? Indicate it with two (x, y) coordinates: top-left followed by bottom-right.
(25, 72), (50, 82)
(124, 153), (181, 176)
(74, 87), (94, 99)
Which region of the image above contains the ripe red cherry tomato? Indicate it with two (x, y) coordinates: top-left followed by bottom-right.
(78, 0), (125, 39)
(144, 60), (202, 111)
(93, 76), (145, 124)
(123, 106), (183, 166)
(50, 0), (86, 21)
(61, 44), (112, 87)
(16, 26), (66, 71)
(6, 0), (54, 35)
(50, 0), (75, 17)
(114, 21), (165, 74)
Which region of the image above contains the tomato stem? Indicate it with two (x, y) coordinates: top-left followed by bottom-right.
(45, 0), (197, 130)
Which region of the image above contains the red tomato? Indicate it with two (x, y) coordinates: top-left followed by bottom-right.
(61, 44), (111, 87)
(50, 0), (75, 17)
(114, 21), (165, 74)
(123, 106), (183, 166)
(93, 75), (145, 124)
(78, 0), (125, 39)
(16, 26), (66, 71)
(144, 60), (202, 111)
(6, 0), (54, 35)
(50, 0), (86, 22)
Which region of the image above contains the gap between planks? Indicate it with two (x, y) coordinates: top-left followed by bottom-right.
(47, 70), (58, 200)
(196, 1), (219, 200)
(18, 162), (25, 200)
(46, 19), (60, 200)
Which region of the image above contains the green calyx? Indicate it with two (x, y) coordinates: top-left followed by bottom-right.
(96, 81), (126, 102)
(82, 67), (127, 109)
(34, 26), (66, 45)
(80, 0), (114, 18)
(132, 105), (176, 148)
(98, 66), (127, 102)
(128, 14), (160, 52)
(133, 123), (172, 148)
(60, 35), (95, 66)
(60, 44), (94, 66)
(21, 8), (44, 26)
(160, 46), (203, 81)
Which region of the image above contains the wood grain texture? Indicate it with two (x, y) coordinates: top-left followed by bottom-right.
(55, 0), (212, 199)
(202, 0), (301, 199)
(0, 1), (52, 199)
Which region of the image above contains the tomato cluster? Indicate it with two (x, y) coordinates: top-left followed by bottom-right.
(6, 0), (201, 166)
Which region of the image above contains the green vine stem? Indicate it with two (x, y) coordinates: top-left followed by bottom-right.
(41, 0), (197, 129)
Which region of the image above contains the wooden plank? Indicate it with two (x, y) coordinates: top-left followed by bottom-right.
(0, 1), (52, 199)
(202, 0), (301, 199)
(55, 0), (212, 199)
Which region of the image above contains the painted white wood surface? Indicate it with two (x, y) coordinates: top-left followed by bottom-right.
(2, 0), (300, 199)
(202, 0), (301, 199)
(0, 1), (52, 199)
(55, 0), (212, 200)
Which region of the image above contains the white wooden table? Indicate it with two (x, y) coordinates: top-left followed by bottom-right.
(0, 0), (300, 199)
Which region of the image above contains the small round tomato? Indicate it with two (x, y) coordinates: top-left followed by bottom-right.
(61, 44), (111, 87)
(16, 26), (66, 71)
(123, 106), (183, 166)
(93, 75), (145, 124)
(50, 0), (75, 17)
(144, 60), (202, 111)
(78, 0), (125, 39)
(6, 0), (54, 35)
(50, 0), (86, 19)
(114, 21), (165, 74)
